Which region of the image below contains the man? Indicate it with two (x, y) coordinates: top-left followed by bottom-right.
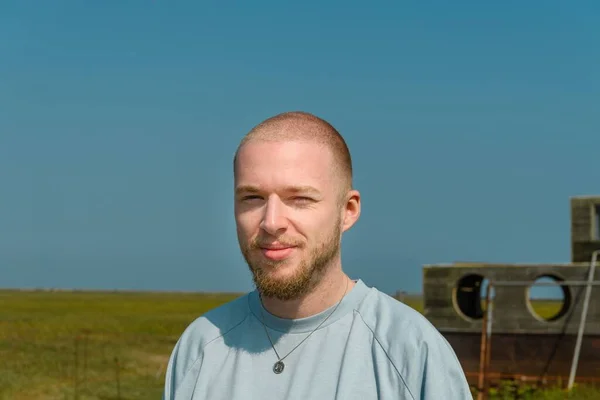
(163, 112), (472, 399)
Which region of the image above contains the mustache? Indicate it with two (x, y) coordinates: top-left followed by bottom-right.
(250, 236), (304, 248)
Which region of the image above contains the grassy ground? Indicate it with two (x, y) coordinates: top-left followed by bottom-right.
(0, 290), (240, 399)
(0, 290), (594, 399)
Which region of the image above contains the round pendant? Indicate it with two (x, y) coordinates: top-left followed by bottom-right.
(273, 360), (285, 374)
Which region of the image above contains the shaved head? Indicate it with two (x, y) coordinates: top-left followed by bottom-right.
(234, 111), (353, 192)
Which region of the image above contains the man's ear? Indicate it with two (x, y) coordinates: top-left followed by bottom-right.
(341, 190), (361, 232)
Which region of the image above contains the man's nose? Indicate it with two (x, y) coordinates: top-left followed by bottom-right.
(260, 196), (288, 236)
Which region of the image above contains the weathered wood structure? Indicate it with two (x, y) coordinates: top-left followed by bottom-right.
(423, 196), (600, 386)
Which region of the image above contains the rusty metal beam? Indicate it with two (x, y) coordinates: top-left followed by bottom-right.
(476, 286), (492, 400)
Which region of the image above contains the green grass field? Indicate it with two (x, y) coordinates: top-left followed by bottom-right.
(0, 289), (240, 400)
(0, 290), (596, 399)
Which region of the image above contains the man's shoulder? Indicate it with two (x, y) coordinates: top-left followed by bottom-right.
(355, 286), (471, 398)
(169, 293), (252, 370)
(163, 294), (253, 398)
(177, 293), (252, 350)
(356, 287), (440, 343)
(355, 287), (456, 366)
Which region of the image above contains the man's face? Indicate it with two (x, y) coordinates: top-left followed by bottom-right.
(234, 140), (348, 300)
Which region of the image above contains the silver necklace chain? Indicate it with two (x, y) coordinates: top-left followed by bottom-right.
(259, 278), (349, 374)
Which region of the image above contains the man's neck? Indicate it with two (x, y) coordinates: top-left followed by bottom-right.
(260, 269), (355, 319)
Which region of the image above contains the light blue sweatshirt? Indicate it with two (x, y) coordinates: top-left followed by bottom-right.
(163, 279), (472, 399)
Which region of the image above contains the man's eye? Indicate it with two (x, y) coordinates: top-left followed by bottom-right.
(293, 197), (313, 204)
(241, 195), (262, 201)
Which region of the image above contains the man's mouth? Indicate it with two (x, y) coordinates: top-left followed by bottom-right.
(259, 245), (297, 261)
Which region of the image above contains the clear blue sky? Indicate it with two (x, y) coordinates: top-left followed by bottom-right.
(1, 1), (598, 295)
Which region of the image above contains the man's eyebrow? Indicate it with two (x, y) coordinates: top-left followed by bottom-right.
(284, 186), (321, 196)
(235, 185), (261, 196)
(235, 185), (322, 196)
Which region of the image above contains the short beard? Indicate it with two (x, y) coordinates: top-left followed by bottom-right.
(240, 222), (342, 301)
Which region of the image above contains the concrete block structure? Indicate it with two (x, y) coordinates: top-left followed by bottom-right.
(571, 196), (600, 263)
(422, 196), (600, 385)
(424, 263), (593, 334)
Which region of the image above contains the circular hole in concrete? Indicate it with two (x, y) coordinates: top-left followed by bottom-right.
(526, 275), (571, 322)
(454, 274), (493, 320)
